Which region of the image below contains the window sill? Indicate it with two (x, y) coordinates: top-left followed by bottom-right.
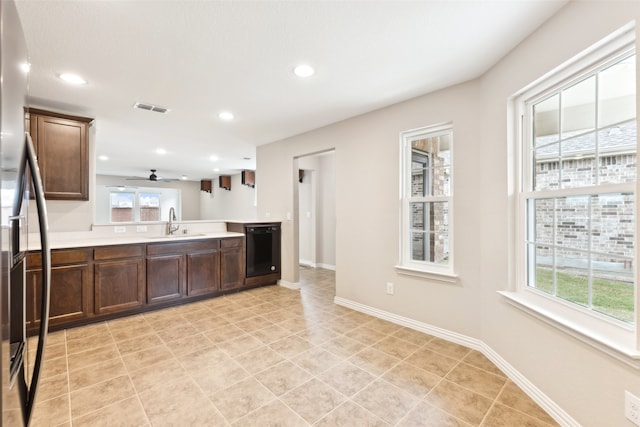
(499, 290), (640, 370)
(395, 265), (459, 284)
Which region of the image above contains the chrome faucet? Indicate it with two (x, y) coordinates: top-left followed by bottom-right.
(167, 207), (180, 235)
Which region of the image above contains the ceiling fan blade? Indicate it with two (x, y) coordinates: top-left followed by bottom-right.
(124, 170), (178, 182)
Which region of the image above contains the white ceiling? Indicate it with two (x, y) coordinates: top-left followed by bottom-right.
(15, 0), (567, 182)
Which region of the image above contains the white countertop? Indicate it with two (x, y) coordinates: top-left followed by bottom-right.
(29, 221), (246, 251)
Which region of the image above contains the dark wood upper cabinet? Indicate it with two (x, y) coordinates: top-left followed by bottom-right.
(200, 179), (212, 193)
(219, 175), (231, 191)
(27, 108), (92, 200)
(241, 170), (255, 188)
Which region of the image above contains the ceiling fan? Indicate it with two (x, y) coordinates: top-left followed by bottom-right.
(126, 169), (178, 182)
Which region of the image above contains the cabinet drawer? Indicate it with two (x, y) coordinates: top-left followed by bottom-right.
(221, 237), (243, 248)
(28, 249), (90, 269)
(147, 239), (219, 256)
(94, 245), (144, 261)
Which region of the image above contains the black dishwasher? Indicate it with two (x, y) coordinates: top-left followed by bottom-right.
(246, 224), (281, 277)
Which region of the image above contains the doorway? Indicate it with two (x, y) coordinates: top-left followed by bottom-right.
(295, 150), (336, 278)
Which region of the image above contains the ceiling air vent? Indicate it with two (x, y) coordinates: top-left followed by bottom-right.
(133, 102), (170, 114)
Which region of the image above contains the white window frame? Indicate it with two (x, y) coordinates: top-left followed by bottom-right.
(396, 122), (457, 283)
(501, 24), (640, 368)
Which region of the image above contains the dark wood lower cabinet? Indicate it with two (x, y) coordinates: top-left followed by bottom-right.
(26, 249), (92, 331)
(27, 264), (91, 328)
(187, 249), (220, 296)
(94, 258), (145, 314)
(27, 236), (250, 333)
(147, 254), (184, 304)
(221, 238), (244, 290)
(93, 244), (145, 315)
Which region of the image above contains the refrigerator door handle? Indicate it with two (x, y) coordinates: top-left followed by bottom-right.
(23, 132), (51, 422)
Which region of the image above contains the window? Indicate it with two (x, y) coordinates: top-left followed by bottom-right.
(139, 193), (161, 221)
(398, 123), (455, 281)
(109, 190), (162, 223)
(110, 192), (134, 222)
(506, 25), (638, 363)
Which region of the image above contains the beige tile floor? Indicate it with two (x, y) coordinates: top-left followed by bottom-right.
(26, 267), (559, 426)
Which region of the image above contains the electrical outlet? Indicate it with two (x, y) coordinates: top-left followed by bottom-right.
(626, 391), (640, 426)
(386, 282), (394, 295)
(114, 226), (126, 233)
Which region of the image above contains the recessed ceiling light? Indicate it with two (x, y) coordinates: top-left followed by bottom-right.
(181, 175), (188, 180)
(59, 73), (87, 85)
(213, 168), (220, 172)
(293, 64), (315, 78)
(209, 155), (219, 161)
(20, 63), (31, 73)
(218, 111), (234, 121)
(155, 148), (167, 155)
(98, 155), (109, 161)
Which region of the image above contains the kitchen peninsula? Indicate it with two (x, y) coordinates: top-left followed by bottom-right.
(26, 220), (281, 334)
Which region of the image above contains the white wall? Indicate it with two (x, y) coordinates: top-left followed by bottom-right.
(316, 153), (336, 269)
(256, 3), (640, 426)
(199, 173), (257, 221)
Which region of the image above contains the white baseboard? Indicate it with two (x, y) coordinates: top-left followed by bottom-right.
(334, 296), (580, 427)
(299, 261), (336, 271)
(278, 280), (300, 290)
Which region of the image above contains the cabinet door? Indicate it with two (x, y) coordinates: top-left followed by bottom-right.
(36, 114), (89, 200)
(220, 246), (244, 290)
(95, 259), (145, 314)
(147, 254), (184, 304)
(28, 264), (91, 329)
(187, 249), (220, 296)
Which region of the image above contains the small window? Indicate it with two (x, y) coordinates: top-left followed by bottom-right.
(110, 192), (134, 222)
(139, 193), (161, 222)
(398, 123), (454, 280)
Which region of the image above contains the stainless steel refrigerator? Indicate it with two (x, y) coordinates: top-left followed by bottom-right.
(0, 0), (51, 425)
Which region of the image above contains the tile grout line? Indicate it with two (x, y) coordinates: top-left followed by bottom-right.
(108, 318), (152, 427)
(64, 329), (72, 427)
